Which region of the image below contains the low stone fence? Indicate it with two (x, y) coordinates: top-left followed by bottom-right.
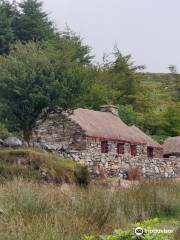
(119, 156), (180, 179)
(71, 151), (180, 179)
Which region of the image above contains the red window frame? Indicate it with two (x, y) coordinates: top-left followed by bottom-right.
(131, 145), (137, 157)
(117, 143), (125, 155)
(147, 147), (154, 158)
(101, 141), (108, 153)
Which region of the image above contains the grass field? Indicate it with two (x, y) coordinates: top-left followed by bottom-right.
(0, 179), (179, 240)
(0, 149), (179, 239)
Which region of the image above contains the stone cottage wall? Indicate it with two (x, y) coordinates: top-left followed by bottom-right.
(31, 112), (179, 179)
(71, 138), (180, 179)
(32, 112), (87, 150)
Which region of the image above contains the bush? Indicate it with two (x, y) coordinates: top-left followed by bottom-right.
(127, 167), (142, 181)
(83, 218), (170, 239)
(0, 123), (12, 139)
(75, 165), (91, 186)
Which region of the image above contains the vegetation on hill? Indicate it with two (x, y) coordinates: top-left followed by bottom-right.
(0, 148), (89, 184)
(0, 0), (179, 143)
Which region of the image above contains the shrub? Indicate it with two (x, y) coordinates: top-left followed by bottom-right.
(127, 167), (142, 181)
(75, 165), (91, 186)
(0, 123), (12, 139)
(83, 218), (170, 240)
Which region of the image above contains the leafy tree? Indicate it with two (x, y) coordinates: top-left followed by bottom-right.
(110, 46), (145, 73)
(0, 0), (58, 55)
(57, 29), (93, 65)
(13, 0), (57, 42)
(0, 42), (90, 141)
(118, 105), (144, 126)
(104, 47), (145, 105)
(43, 29), (93, 66)
(83, 83), (118, 110)
(163, 103), (180, 136)
(0, 0), (16, 54)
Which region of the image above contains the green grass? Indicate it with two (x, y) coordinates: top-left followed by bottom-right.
(0, 149), (179, 239)
(0, 148), (81, 184)
(0, 179), (179, 239)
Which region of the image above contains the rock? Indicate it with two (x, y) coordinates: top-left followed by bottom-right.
(0, 139), (3, 145)
(31, 142), (41, 149)
(3, 137), (22, 148)
(40, 143), (62, 151)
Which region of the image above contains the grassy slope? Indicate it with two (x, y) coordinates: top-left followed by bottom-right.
(0, 148), (80, 184)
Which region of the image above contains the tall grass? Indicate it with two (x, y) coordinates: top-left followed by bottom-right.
(0, 179), (179, 240)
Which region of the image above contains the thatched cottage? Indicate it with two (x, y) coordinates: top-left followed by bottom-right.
(31, 105), (179, 178)
(163, 137), (180, 158)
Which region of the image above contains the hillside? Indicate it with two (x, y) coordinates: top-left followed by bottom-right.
(140, 73), (178, 109)
(0, 149), (87, 185)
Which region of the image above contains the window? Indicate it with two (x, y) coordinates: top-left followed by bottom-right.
(117, 143), (125, 155)
(131, 145), (137, 156)
(147, 147), (154, 158)
(101, 141), (108, 153)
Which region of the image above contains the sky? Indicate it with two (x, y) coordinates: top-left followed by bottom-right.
(43, 0), (180, 73)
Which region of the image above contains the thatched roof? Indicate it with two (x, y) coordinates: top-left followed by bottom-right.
(130, 126), (162, 148)
(163, 137), (180, 155)
(69, 108), (162, 147)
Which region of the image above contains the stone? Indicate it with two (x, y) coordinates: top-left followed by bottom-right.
(22, 141), (29, 148)
(40, 143), (62, 151)
(3, 137), (22, 147)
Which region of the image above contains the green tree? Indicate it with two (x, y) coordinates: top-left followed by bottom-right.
(46, 29), (93, 65)
(105, 47), (145, 105)
(163, 103), (180, 136)
(0, 0), (58, 55)
(0, 0), (16, 54)
(0, 42), (90, 141)
(118, 105), (144, 126)
(13, 0), (56, 42)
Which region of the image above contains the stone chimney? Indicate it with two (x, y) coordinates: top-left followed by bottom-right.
(100, 105), (119, 117)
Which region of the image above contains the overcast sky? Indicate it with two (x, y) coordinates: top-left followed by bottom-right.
(43, 0), (180, 73)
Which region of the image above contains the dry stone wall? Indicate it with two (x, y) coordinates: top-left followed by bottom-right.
(71, 139), (180, 179)
(32, 112), (87, 151)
